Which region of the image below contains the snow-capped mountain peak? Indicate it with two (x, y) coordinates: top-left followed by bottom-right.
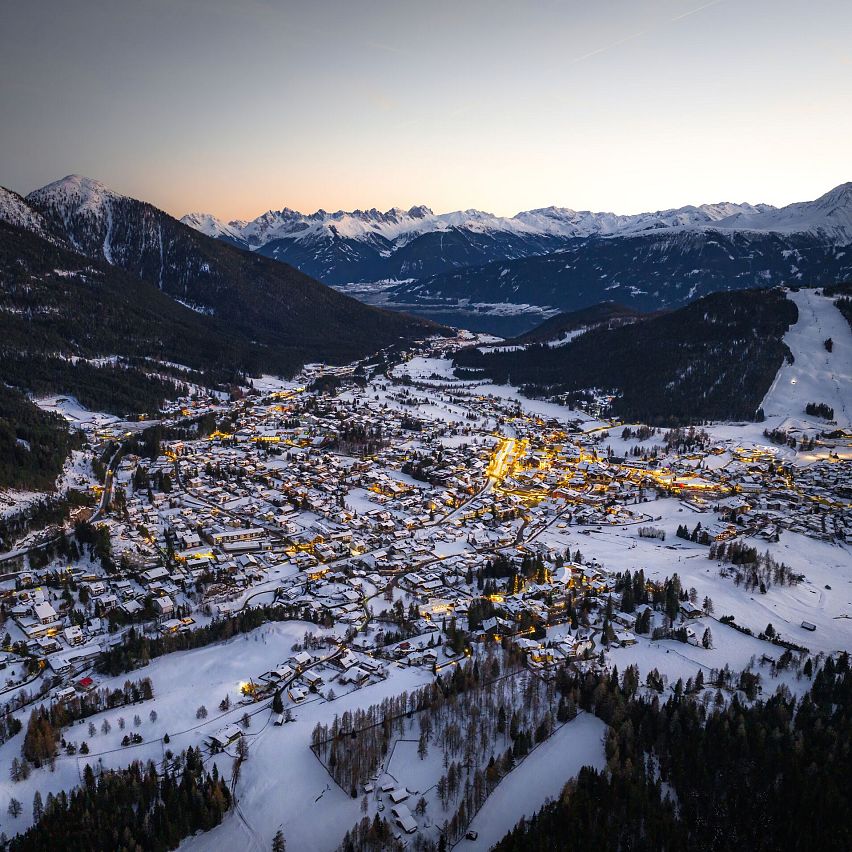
(814, 181), (852, 213)
(27, 173), (119, 216)
(180, 211), (244, 243)
(25, 174), (130, 260)
(174, 181), (852, 284)
(712, 182), (852, 242)
(407, 205), (432, 219)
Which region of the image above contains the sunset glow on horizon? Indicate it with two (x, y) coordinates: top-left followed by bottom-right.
(2, 0), (850, 220)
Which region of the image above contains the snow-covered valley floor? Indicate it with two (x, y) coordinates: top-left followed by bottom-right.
(2, 289), (851, 852)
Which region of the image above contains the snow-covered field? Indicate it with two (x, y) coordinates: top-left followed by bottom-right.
(33, 394), (119, 428)
(0, 488), (42, 520)
(392, 356), (605, 429)
(538, 497), (852, 657)
(0, 622), (327, 834)
(181, 665), (435, 852)
(249, 375), (305, 394)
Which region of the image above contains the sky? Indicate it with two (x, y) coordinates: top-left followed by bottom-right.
(1, 0), (850, 220)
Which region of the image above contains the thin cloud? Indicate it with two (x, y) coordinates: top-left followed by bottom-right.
(572, 0), (728, 64)
(572, 29), (650, 64)
(671, 0), (726, 22)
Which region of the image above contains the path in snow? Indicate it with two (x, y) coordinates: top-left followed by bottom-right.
(761, 289), (852, 429)
(455, 712), (606, 850)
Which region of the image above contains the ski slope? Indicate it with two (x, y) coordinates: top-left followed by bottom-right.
(456, 712), (606, 851)
(761, 289), (852, 429)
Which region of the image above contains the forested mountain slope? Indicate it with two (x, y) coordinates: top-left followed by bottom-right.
(394, 229), (852, 319)
(0, 178), (440, 491)
(22, 176), (438, 369)
(508, 303), (645, 345)
(0, 386), (76, 491)
(0, 219), (251, 489)
(454, 288), (797, 425)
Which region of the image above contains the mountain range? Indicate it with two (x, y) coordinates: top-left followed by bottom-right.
(0, 175), (438, 489)
(180, 195), (787, 284)
(0, 175), (437, 372)
(183, 183), (852, 334)
(183, 193), (839, 254)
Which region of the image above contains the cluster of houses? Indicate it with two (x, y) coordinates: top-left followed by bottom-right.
(3, 335), (848, 721)
(728, 458), (851, 542)
(204, 644), (388, 745)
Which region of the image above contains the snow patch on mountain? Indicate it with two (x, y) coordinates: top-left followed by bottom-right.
(0, 186), (56, 242)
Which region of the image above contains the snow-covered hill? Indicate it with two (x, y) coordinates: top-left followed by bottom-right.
(761, 289), (852, 429)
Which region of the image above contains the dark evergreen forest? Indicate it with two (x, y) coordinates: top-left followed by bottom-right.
(454, 288), (797, 425)
(7, 747), (230, 852)
(494, 655), (852, 852)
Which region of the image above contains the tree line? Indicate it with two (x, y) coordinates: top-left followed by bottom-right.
(17, 678), (154, 768)
(96, 605), (318, 676)
(5, 746), (230, 852)
(0, 385), (78, 491)
(326, 649), (582, 847)
(710, 541), (801, 592)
